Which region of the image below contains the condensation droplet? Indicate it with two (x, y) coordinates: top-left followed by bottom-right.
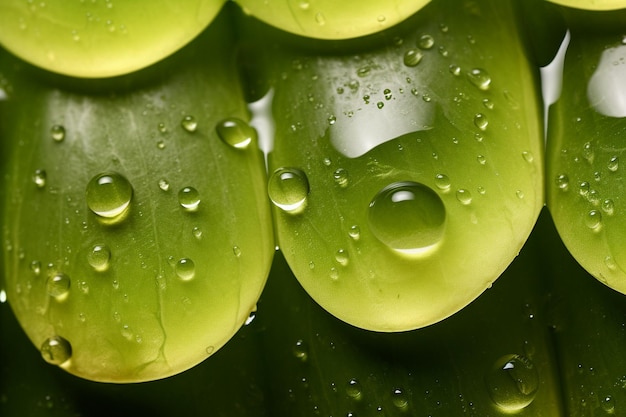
(449, 64), (461, 76)
(41, 336), (72, 365)
(181, 115), (198, 132)
(579, 181), (590, 197)
(333, 168), (349, 187)
(583, 141), (594, 163)
(392, 388), (409, 409)
(602, 199), (615, 215)
(216, 117), (256, 149)
(175, 258), (195, 281)
(601, 394), (615, 414)
(348, 225), (361, 240)
(178, 187), (200, 211)
(33, 169), (47, 188)
(585, 210), (602, 230)
(293, 339), (308, 362)
(474, 113), (489, 131)
(158, 178), (170, 191)
(268, 167), (310, 212)
(418, 34), (435, 50)
(467, 68), (491, 90)
(346, 378), (363, 400)
(335, 249), (349, 266)
(50, 125), (66, 142)
(522, 151), (534, 163)
(46, 273), (70, 300)
(608, 156), (619, 172)
(477, 154), (486, 165)
(192, 226), (203, 239)
(368, 181), (446, 253)
(87, 244), (111, 272)
(233, 245), (242, 257)
(556, 174), (570, 191)
(403, 49), (423, 67)
(486, 354), (538, 412)
(86, 172), (133, 219)
(434, 173), (451, 191)
(605, 255), (618, 271)
(456, 189), (472, 205)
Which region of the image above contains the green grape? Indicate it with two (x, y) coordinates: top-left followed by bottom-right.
(235, 0), (431, 39)
(0, 0), (225, 78)
(0, 12), (274, 382)
(253, 0), (544, 332)
(546, 0), (626, 10)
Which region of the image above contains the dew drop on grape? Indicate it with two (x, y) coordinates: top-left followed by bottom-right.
(486, 354), (538, 412)
(41, 335), (72, 365)
(268, 167), (310, 212)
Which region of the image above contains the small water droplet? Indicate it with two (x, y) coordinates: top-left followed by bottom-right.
(158, 122), (167, 133)
(602, 199), (615, 215)
(315, 11), (326, 26)
(268, 167), (310, 212)
(346, 378), (362, 400)
(87, 244), (111, 272)
(86, 172), (133, 219)
(601, 394), (615, 414)
(216, 117), (256, 149)
(403, 49), (423, 67)
(583, 141), (594, 163)
(449, 64), (461, 76)
(46, 273), (70, 300)
(178, 187), (200, 211)
(516, 190), (525, 199)
(418, 34), (435, 49)
(41, 336), (72, 365)
(329, 267), (339, 280)
(392, 388), (409, 409)
(158, 178), (170, 191)
(474, 113), (488, 131)
(181, 115), (197, 132)
(233, 245), (242, 257)
(579, 181), (590, 197)
(456, 189), (472, 205)
(477, 154), (486, 165)
(333, 168), (349, 187)
(522, 151), (534, 163)
(30, 260), (42, 275)
(482, 98), (495, 109)
(605, 255), (618, 271)
(368, 181), (446, 253)
(434, 173), (451, 191)
(175, 258), (195, 281)
(585, 210), (602, 230)
(556, 174), (570, 191)
(50, 125), (65, 142)
(486, 354), (538, 412)
(33, 169), (47, 188)
(293, 339), (308, 362)
(348, 225), (361, 240)
(335, 249), (349, 266)
(467, 68), (491, 90)
(608, 156), (619, 172)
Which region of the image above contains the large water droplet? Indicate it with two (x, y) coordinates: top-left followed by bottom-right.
(46, 273), (71, 300)
(50, 125), (66, 142)
(86, 172), (133, 219)
(41, 336), (72, 365)
(216, 117), (256, 149)
(403, 49), (423, 67)
(368, 181), (446, 253)
(268, 167), (310, 212)
(175, 258), (195, 281)
(486, 354), (539, 412)
(178, 187), (200, 211)
(88, 244), (111, 272)
(467, 68), (491, 90)
(585, 210), (602, 230)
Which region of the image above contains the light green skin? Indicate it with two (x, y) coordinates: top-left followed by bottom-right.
(236, 0), (430, 40)
(0, 0), (224, 78)
(0, 14), (274, 382)
(547, 24), (626, 294)
(264, 0), (544, 331)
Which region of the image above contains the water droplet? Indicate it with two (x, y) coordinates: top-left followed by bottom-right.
(456, 189), (472, 205)
(268, 167), (310, 212)
(41, 336), (72, 365)
(555, 174), (570, 191)
(329, 267), (339, 280)
(482, 98), (495, 109)
(608, 156), (619, 172)
(583, 141), (594, 163)
(178, 187), (200, 211)
(602, 199), (615, 215)
(216, 117), (256, 149)
(335, 249), (349, 266)
(348, 225), (361, 240)
(315, 11), (326, 26)
(333, 168), (349, 187)
(368, 181), (446, 253)
(467, 68), (491, 90)
(50, 125), (65, 142)
(477, 154), (486, 165)
(33, 169), (47, 188)
(181, 115), (197, 132)
(418, 34), (435, 49)
(449, 64), (461, 76)
(328, 115), (337, 125)
(158, 122), (167, 133)
(601, 394), (615, 414)
(522, 151), (534, 163)
(87, 244), (111, 272)
(579, 181), (590, 197)
(175, 258), (195, 281)
(30, 260), (42, 275)
(192, 226), (203, 239)
(46, 273), (70, 300)
(585, 210), (602, 230)
(516, 190), (525, 199)
(86, 172), (133, 219)
(605, 255), (618, 271)
(474, 113), (488, 131)
(158, 178), (170, 191)
(486, 354), (538, 412)
(434, 173), (451, 191)
(346, 378), (362, 400)
(293, 339), (308, 362)
(233, 245), (242, 257)
(403, 49), (423, 67)
(392, 388), (409, 409)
